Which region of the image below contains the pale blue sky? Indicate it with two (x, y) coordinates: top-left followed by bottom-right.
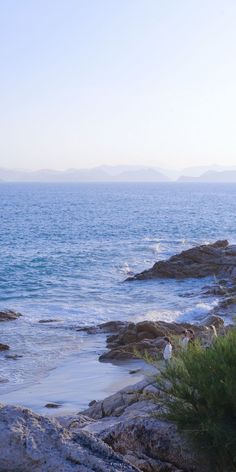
(0, 0), (236, 170)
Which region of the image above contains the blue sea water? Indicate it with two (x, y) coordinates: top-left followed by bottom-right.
(0, 182), (236, 393)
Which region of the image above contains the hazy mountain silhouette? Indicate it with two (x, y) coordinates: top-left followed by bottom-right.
(0, 166), (170, 182)
(178, 170), (236, 182)
(1, 165), (236, 182)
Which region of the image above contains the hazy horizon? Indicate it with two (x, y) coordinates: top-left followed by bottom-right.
(1, 1), (236, 170)
(1, 163), (236, 172)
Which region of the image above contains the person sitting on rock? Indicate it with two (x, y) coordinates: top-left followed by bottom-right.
(163, 337), (172, 365)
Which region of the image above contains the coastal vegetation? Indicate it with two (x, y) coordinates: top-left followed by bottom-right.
(158, 328), (236, 471)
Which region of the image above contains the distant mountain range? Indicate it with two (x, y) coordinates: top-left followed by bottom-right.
(0, 165), (236, 182)
(0, 166), (170, 182)
(178, 170), (236, 182)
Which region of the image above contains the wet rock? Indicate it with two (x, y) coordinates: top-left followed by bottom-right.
(0, 404), (138, 471)
(5, 354), (22, 360)
(76, 321), (128, 334)
(217, 296), (236, 308)
(45, 403), (62, 409)
(0, 343), (10, 351)
(126, 240), (236, 281)
(211, 291), (236, 319)
(203, 284), (229, 296)
(39, 319), (62, 323)
(0, 309), (22, 322)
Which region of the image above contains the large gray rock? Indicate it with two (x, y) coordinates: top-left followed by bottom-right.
(82, 379), (155, 420)
(98, 415), (208, 472)
(126, 240), (236, 280)
(75, 380), (210, 472)
(0, 404), (138, 471)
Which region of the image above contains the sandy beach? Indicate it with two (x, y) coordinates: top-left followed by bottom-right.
(0, 333), (146, 416)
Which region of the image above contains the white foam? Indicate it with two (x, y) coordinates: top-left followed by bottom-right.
(121, 262), (133, 275)
(133, 309), (181, 324)
(178, 300), (218, 323)
(151, 243), (161, 254)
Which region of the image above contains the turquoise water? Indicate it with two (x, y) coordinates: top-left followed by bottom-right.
(0, 182), (236, 392)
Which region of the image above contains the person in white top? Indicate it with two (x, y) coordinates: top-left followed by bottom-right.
(163, 337), (172, 365)
(209, 324), (218, 338)
(181, 330), (190, 350)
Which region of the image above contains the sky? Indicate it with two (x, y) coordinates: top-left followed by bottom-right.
(0, 0), (236, 170)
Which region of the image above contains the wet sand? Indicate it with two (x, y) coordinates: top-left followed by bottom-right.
(0, 335), (147, 416)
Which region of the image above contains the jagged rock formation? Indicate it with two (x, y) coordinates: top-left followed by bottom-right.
(126, 240), (236, 280)
(0, 404), (138, 472)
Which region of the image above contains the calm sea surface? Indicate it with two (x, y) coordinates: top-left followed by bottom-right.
(0, 182), (236, 392)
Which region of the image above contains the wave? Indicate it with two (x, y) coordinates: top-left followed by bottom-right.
(120, 262), (134, 276)
(151, 243), (162, 254)
(133, 309), (181, 323)
(178, 301), (218, 323)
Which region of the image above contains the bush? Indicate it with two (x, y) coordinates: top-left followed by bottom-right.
(158, 330), (236, 471)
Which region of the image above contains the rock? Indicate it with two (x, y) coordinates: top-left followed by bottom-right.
(78, 318), (218, 364)
(89, 400), (97, 407)
(210, 291), (236, 319)
(5, 354), (22, 360)
(79, 380), (209, 472)
(217, 296), (236, 308)
(99, 339), (164, 362)
(83, 380), (152, 420)
(38, 319), (62, 323)
(201, 314), (224, 329)
(98, 319), (212, 362)
(57, 414), (96, 430)
(0, 343), (10, 351)
(0, 404), (138, 471)
(99, 416), (207, 472)
(126, 240), (236, 281)
(0, 309), (22, 322)
(76, 321), (128, 334)
(203, 284), (229, 296)
(44, 403), (62, 409)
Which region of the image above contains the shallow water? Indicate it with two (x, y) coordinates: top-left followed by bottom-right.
(0, 182), (236, 407)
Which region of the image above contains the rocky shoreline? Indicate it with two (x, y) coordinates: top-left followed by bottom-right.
(76, 314), (225, 363)
(126, 239), (236, 280)
(1, 240), (236, 471)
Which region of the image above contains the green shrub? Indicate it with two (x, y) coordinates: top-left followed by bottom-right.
(158, 330), (236, 471)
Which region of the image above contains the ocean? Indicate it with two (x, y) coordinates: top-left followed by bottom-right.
(0, 182), (236, 410)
